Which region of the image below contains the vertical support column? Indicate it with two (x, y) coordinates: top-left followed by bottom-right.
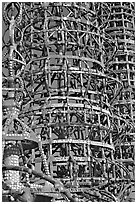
(3, 145), (20, 189)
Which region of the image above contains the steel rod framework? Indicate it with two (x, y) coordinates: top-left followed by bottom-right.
(2, 2), (135, 202)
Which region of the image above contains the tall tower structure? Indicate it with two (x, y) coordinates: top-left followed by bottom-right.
(105, 2), (135, 201)
(2, 2), (135, 202)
